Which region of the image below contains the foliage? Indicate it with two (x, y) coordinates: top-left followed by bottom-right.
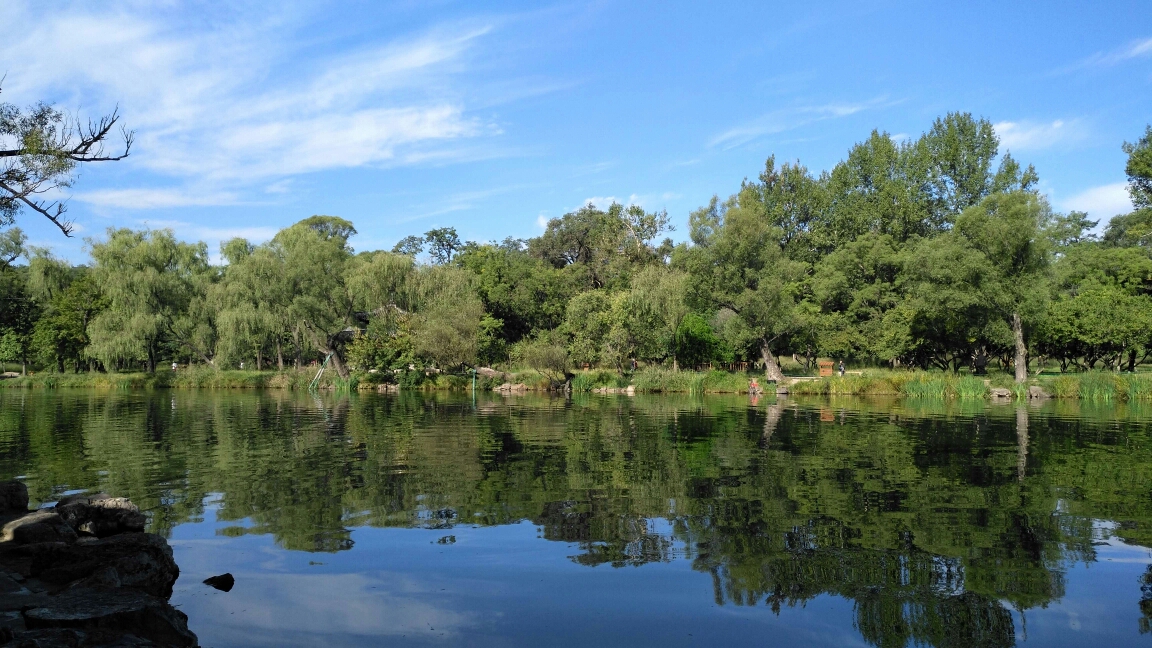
(5, 117), (1152, 387)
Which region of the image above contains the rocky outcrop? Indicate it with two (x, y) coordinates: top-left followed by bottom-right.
(1027, 385), (1050, 400)
(56, 495), (147, 538)
(0, 483), (197, 647)
(591, 386), (635, 395)
(990, 387), (1013, 400)
(494, 382), (529, 393)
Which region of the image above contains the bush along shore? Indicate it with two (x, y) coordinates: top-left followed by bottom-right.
(7, 366), (1152, 402)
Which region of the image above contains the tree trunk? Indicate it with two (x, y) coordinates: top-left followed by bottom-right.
(1128, 349), (1137, 373)
(277, 339), (284, 371)
(672, 354), (678, 372)
(305, 327), (350, 379)
(147, 342), (156, 373)
(1011, 312), (1027, 384)
(760, 340), (785, 383)
(256, 348), (263, 371)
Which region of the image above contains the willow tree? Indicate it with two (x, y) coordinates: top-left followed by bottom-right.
(86, 228), (211, 372)
(267, 216), (359, 378)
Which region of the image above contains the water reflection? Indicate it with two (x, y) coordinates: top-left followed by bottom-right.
(2, 390), (1152, 646)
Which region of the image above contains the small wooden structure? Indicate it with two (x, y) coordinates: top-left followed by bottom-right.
(818, 360), (835, 377)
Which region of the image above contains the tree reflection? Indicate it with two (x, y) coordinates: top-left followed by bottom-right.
(3, 390), (1152, 646)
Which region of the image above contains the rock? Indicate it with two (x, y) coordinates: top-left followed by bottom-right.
(22, 586), (196, 647)
(0, 482), (28, 514)
(1, 512), (78, 545)
(476, 367), (505, 379)
(775, 386), (790, 395)
(625, 385), (635, 395)
(24, 533), (180, 598)
(376, 383), (398, 393)
(57, 497), (146, 538)
(989, 387), (1013, 400)
(495, 382), (528, 393)
(1027, 385), (1050, 400)
(202, 573), (234, 592)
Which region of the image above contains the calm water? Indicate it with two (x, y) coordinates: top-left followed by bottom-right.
(2, 390), (1152, 647)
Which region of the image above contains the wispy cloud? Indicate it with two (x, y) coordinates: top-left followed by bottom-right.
(76, 188), (241, 209)
(0, 2), (505, 205)
(1060, 182), (1133, 219)
(1056, 36), (1152, 73)
(994, 119), (1085, 151)
(709, 97), (893, 149)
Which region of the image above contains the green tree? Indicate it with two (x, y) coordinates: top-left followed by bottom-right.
(0, 228), (25, 270)
(411, 266), (484, 370)
(1124, 124), (1152, 210)
(631, 266), (690, 370)
(267, 216), (359, 377)
(952, 192), (1050, 382)
(86, 228), (211, 372)
(682, 191), (808, 382)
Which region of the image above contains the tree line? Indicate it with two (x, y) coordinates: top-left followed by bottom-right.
(1, 112), (1151, 383)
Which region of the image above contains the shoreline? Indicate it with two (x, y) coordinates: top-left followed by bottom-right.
(4, 367), (1152, 402)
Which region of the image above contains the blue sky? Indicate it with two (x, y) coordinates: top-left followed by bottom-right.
(3, 0), (1151, 260)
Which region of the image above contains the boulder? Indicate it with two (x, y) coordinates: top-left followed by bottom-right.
(0, 482), (28, 514)
(1027, 385), (1050, 400)
(1, 512), (78, 545)
(25, 533), (180, 598)
(57, 496), (146, 538)
(22, 586), (196, 647)
(990, 387), (1013, 400)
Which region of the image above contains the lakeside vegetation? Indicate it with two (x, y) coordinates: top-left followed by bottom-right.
(3, 112), (1152, 395)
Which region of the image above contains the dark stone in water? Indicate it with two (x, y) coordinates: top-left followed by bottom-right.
(0, 482), (28, 514)
(437, 535), (456, 545)
(203, 573), (235, 592)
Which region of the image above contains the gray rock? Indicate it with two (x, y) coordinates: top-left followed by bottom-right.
(1, 512), (79, 545)
(57, 497), (146, 538)
(25, 533), (179, 599)
(1027, 385), (1050, 400)
(23, 586), (196, 647)
(0, 482), (28, 514)
(990, 387), (1013, 399)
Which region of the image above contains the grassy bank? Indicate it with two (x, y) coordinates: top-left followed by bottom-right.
(787, 369), (1152, 402)
(2, 367), (319, 390)
(571, 368), (754, 394)
(7, 365), (1152, 401)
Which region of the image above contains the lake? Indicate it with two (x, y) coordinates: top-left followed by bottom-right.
(1, 389), (1150, 647)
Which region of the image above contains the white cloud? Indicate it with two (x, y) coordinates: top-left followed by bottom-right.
(710, 97), (893, 149)
(1060, 182), (1133, 219)
(0, 2), (500, 201)
(76, 188), (240, 209)
(536, 213), (549, 229)
(1059, 36), (1152, 72)
(994, 119), (1084, 151)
